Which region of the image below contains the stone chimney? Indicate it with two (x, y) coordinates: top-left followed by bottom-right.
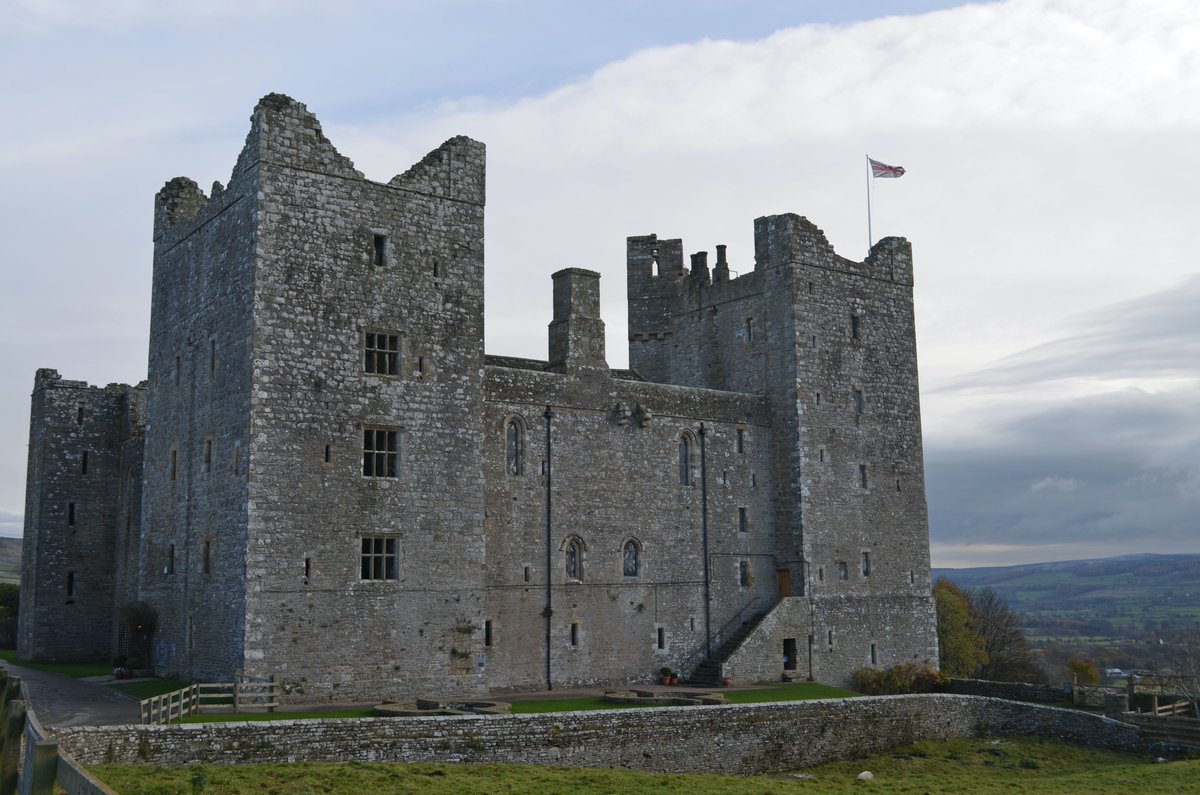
(548, 268), (608, 375)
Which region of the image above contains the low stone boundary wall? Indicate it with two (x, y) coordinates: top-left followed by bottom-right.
(53, 695), (1141, 776)
(948, 679), (1069, 704)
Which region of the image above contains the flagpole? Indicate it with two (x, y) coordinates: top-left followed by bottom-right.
(866, 155), (873, 256)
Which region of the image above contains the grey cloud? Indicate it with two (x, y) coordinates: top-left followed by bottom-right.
(940, 275), (1200, 391)
(0, 513), (21, 538)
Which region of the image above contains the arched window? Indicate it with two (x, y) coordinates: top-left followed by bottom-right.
(678, 434), (692, 485)
(505, 418), (524, 476)
(622, 539), (640, 577)
(565, 537), (584, 581)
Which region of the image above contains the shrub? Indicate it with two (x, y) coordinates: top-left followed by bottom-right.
(851, 662), (947, 695)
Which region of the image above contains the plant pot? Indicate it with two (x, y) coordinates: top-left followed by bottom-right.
(669, 676), (679, 686)
(722, 676), (733, 688)
(661, 676), (671, 685)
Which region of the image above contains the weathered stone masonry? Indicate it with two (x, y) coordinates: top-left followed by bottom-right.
(20, 94), (938, 701)
(52, 696), (1141, 774)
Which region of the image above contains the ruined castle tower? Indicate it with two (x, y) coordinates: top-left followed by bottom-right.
(19, 95), (937, 700)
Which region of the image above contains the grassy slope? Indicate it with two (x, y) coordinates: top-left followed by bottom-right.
(91, 737), (1200, 794)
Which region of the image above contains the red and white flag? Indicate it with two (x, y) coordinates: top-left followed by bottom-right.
(869, 158), (905, 179)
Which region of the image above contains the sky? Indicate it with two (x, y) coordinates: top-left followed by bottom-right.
(0, 0), (1197, 568)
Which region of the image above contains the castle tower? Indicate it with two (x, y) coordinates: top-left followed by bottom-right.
(140, 95), (490, 699)
(18, 370), (144, 661)
(626, 213), (937, 683)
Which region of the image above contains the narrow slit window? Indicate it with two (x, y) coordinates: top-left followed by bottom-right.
(656, 627), (665, 650)
(202, 540), (212, 574)
(67, 502), (76, 526)
(506, 419), (524, 476)
(744, 317), (754, 342)
(304, 557), (311, 579)
(871, 643), (878, 665)
(324, 444), (331, 464)
(372, 234), (387, 267)
(203, 439), (212, 473)
(523, 565), (530, 583)
(175, 355), (181, 383)
(739, 560), (751, 587)
(851, 315), (861, 339)
(433, 259), (440, 278)
(738, 507), (748, 533)
(679, 435), (691, 485)
(570, 622), (579, 647)
(828, 629), (834, 647)
(860, 464), (869, 489)
(76, 404), (85, 425)
(485, 620), (493, 647)
(853, 389), (864, 415)
(66, 572), (75, 600)
(209, 340), (217, 375)
(80, 450), (89, 475)
(736, 427), (745, 454)
(838, 561), (848, 580)
(168, 544), (175, 575)
(862, 552), (871, 577)
(170, 449), (178, 482)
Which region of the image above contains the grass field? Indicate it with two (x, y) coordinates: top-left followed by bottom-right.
(90, 737), (1200, 794)
(111, 679), (192, 700)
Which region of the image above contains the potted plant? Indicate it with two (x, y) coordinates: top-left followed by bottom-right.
(660, 666), (673, 685)
(669, 671), (680, 686)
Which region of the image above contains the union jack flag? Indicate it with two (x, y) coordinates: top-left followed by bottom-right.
(869, 158), (905, 178)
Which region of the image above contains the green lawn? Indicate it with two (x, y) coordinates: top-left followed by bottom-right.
(180, 709), (374, 723)
(509, 682), (857, 714)
(0, 649), (112, 678)
(90, 737), (1200, 794)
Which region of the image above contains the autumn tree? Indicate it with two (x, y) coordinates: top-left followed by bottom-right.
(967, 587), (1045, 683)
(933, 578), (988, 677)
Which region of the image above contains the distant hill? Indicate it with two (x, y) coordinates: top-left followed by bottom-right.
(933, 553), (1200, 635)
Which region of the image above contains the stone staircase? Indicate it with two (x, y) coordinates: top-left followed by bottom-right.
(686, 610), (770, 686)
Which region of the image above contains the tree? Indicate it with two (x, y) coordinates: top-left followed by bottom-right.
(967, 587), (1045, 683)
(1160, 630), (1200, 716)
(933, 578), (988, 677)
(1066, 654), (1100, 685)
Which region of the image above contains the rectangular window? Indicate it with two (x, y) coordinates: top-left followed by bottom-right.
(656, 627), (665, 650)
(485, 620), (493, 647)
(362, 429), (398, 478)
(738, 507), (748, 533)
(523, 565), (530, 583)
(167, 544), (175, 576)
(324, 444), (332, 464)
(871, 643), (878, 665)
(570, 622), (580, 647)
(209, 339), (217, 376)
(76, 404), (85, 425)
(744, 317), (754, 342)
(66, 571), (75, 600)
(862, 551), (871, 577)
(80, 450), (89, 475)
(170, 449), (178, 482)
(360, 536), (398, 580)
(372, 234), (387, 267)
(851, 315), (861, 339)
(853, 389), (864, 415)
(304, 557), (312, 580)
(202, 540), (212, 574)
(838, 561), (848, 580)
(175, 355), (182, 383)
(364, 332), (400, 375)
(203, 439), (212, 473)
(827, 629), (834, 647)
(67, 502), (76, 526)
(736, 427), (745, 454)
(819, 448), (826, 463)
(859, 464), (868, 489)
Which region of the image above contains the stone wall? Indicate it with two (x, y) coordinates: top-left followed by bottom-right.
(53, 695), (1141, 774)
(948, 678), (1071, 704)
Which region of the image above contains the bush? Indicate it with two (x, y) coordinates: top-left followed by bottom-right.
(851, 662), (947, 695)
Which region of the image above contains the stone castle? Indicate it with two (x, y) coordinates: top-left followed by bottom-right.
(19, 94), (937, 702)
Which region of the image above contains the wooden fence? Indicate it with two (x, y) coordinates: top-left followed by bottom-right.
(140, 674), (279, 725)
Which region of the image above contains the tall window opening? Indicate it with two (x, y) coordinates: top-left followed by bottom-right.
(678, 434), (692, 485)
(506, 418), (524, 476)
(167, 544), (175, 575)
(66, 572), (75, 600)
(363, 429), (398, 477)
(851, 315), (861, 339)
(656, 627), (665, 650)
(739, 560), (751, 587)
(80, 450), (89, 475)
(838, 561), (849, 580)
(372, 234), (387, 267)
(67, 502), (76, 526)
(862, 551), (871, 577)
(203, 439), (212, 473)
(736, 427), (745, 454)
(202, 539), (212, 574)
(859, 464), (869, 489)
(622, 539), (640, 577)
(853, 389), (864, 415)
(565, 538), (584, 581)
(738, 507), (748, 533)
